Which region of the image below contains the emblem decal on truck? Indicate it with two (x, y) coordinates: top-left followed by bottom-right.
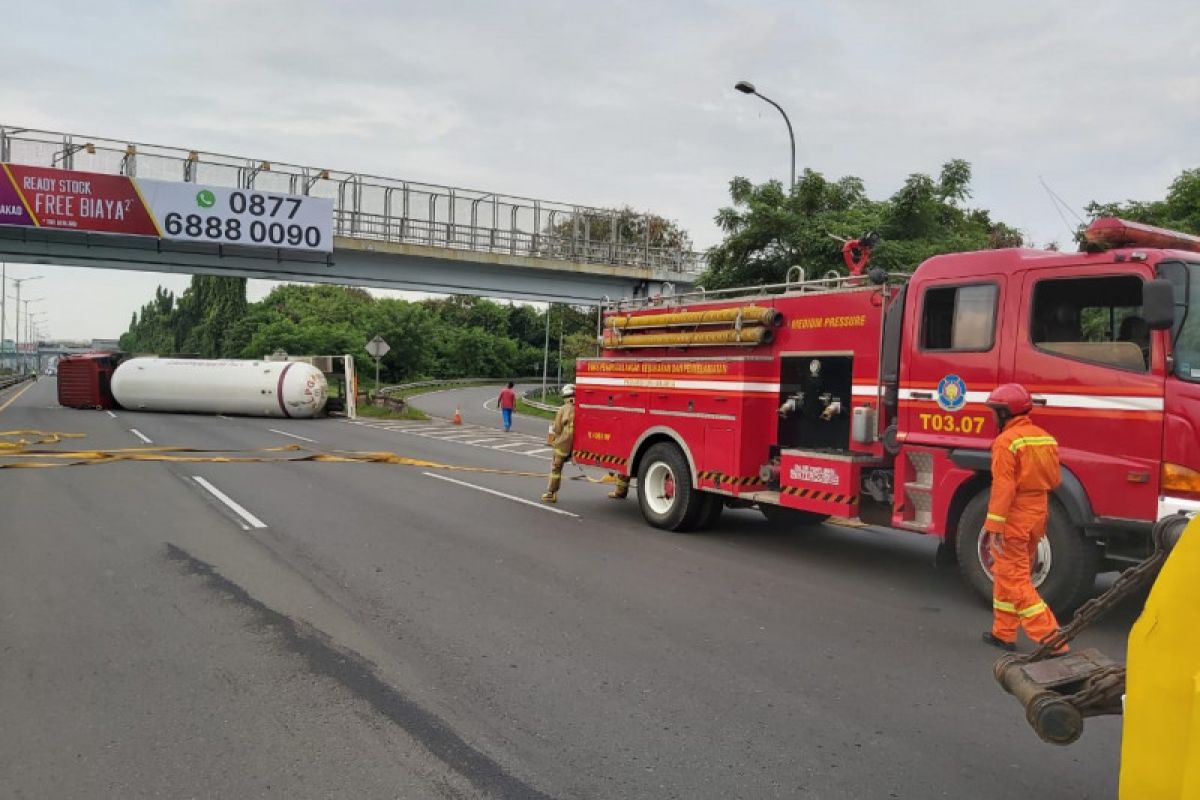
(937, 374), (967, 412)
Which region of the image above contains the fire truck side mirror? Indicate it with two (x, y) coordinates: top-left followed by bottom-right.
(1143, 279), (1175, 330)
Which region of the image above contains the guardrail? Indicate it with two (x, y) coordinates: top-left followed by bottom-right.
(1, 125), (706, 276)
(0, 374), (34, 391)
(376, 377), (544, 400)
(521, 388), (561, 413)
(374, 377), (563, 414)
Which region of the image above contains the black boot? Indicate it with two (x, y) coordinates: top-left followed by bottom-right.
(981, 632), (1016, 652)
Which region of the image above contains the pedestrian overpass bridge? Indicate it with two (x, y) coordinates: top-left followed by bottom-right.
(0, 126), (702, 304)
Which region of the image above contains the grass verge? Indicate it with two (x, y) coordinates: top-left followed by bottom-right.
(516, 397), (558, 420)
(356, 404), (429, 421)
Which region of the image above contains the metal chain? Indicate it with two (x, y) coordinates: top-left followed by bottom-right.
(1066, 664), (1127, 714)
(1025, 546), (1169, 663)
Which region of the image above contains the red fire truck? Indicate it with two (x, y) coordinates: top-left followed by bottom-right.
(572, 218), (1200, 612)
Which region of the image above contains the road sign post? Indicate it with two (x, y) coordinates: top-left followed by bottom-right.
(364, 335), (391, 396)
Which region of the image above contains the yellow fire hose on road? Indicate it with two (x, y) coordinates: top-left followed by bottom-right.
(0, 429), (612, 483)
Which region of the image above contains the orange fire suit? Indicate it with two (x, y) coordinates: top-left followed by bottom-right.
(984, 415), (1064, 646)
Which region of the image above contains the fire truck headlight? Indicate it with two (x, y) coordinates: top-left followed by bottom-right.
(1161, 463), (1200, 495)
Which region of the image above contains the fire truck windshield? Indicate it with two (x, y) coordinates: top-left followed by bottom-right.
(1160, 260), (1200, 381)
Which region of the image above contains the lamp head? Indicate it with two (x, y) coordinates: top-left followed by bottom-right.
(734, 81), (756, 94)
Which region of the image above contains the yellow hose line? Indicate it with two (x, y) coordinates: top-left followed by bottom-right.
(607, 305), (781, 330)
(601, 326), (771, 349)
(0, 430), (89, 449)
(0, 434), (552, 478)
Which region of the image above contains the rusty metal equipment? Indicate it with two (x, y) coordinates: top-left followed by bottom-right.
(993, 514), (1189, 745)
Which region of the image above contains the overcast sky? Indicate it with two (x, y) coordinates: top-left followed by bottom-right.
(3, 0), (1197, 340)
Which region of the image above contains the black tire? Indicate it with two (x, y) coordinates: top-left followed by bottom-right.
(636, 442), (705, 531)
(692, 493), (724, 531)
(955, 490), (1100, 616)
(759, 503), (830, 527)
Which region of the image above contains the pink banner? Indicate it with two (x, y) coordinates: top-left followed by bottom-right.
(0, 164), (160, 236)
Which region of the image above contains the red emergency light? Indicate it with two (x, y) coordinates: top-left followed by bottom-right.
(1084, 217), (1200, 253)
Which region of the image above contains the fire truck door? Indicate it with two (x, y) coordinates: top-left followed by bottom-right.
(902, 279), (1004, 447)
(1011, 268), (1164, 520)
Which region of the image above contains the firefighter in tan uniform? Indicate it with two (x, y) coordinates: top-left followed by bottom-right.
(541, 384), (575, 504)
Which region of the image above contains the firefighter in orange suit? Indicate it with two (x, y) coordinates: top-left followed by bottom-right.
(541, 384), (576, 504)
(981, 383), (1067, 652)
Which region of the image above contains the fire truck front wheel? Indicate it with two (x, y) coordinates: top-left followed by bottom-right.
(955, 491), (1100, 615)
(636, 442), (706, 531)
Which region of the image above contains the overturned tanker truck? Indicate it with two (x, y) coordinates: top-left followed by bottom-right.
(56, 354), (357, 419)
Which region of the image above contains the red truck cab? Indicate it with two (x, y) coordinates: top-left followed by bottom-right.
(573, 218), (1198, 612)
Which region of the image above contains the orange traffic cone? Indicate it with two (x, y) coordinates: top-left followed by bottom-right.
(453, 406), (463, 425)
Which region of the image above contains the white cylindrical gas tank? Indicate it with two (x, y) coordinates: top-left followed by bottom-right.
(111, 358), (328, 418)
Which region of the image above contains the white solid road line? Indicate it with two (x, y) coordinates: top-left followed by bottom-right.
(422, 472), (579, 518)
(269, 428), (317, 443)
(129, 428), (153, 444)
(483, 397), (497, 410)
(105, 410), (117, 419)
(192, 476), (268, 529)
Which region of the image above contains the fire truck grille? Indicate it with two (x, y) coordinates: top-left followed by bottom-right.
(780, 486), (860, 506)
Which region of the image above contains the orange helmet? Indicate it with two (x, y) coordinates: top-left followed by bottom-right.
(984, 383), (1033, 416)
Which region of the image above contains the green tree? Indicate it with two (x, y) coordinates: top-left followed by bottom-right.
(702, 161), (1024, 290)
(543, 205), (692, 252)
(1085, 168), (1200, 235)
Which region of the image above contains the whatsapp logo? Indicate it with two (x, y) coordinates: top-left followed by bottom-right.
(195, 190), (216, 209)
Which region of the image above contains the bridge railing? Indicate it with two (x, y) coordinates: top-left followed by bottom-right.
(0, 126), (705, 276)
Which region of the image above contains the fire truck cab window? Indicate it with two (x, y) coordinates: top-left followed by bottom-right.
(920, 284), (997, 351)
(1030, 275), (1148, 372)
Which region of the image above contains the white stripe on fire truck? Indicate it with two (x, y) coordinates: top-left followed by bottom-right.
(648, 409), (738, 421)
(578, 403), (646, 413)
(575, 376), (781, 392)
(874, 386), (1163, 412)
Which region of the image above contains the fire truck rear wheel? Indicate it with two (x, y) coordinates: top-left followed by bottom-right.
(636, 442), (705, 531)
(758, 504), (830, 527)
(955, 491), (1100, 616)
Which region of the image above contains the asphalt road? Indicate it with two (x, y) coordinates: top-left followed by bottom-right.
(414, 382), (553, 436)
(0, 378), (1135, 799)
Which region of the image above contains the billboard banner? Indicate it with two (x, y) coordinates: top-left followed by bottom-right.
(138, 180), (332, 252)
(0, 164), (333, 253)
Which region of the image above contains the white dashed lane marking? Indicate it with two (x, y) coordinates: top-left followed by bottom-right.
(192, 476), (268, 530)
(422, 472), (578, 518)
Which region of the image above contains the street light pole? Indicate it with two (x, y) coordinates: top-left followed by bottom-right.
(735, 80), (796, 193)
(541, 303), (551, 401)
(8, 275), (42, 373)
(1, 262), (6, 371)
(18, 299), (43, 374)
